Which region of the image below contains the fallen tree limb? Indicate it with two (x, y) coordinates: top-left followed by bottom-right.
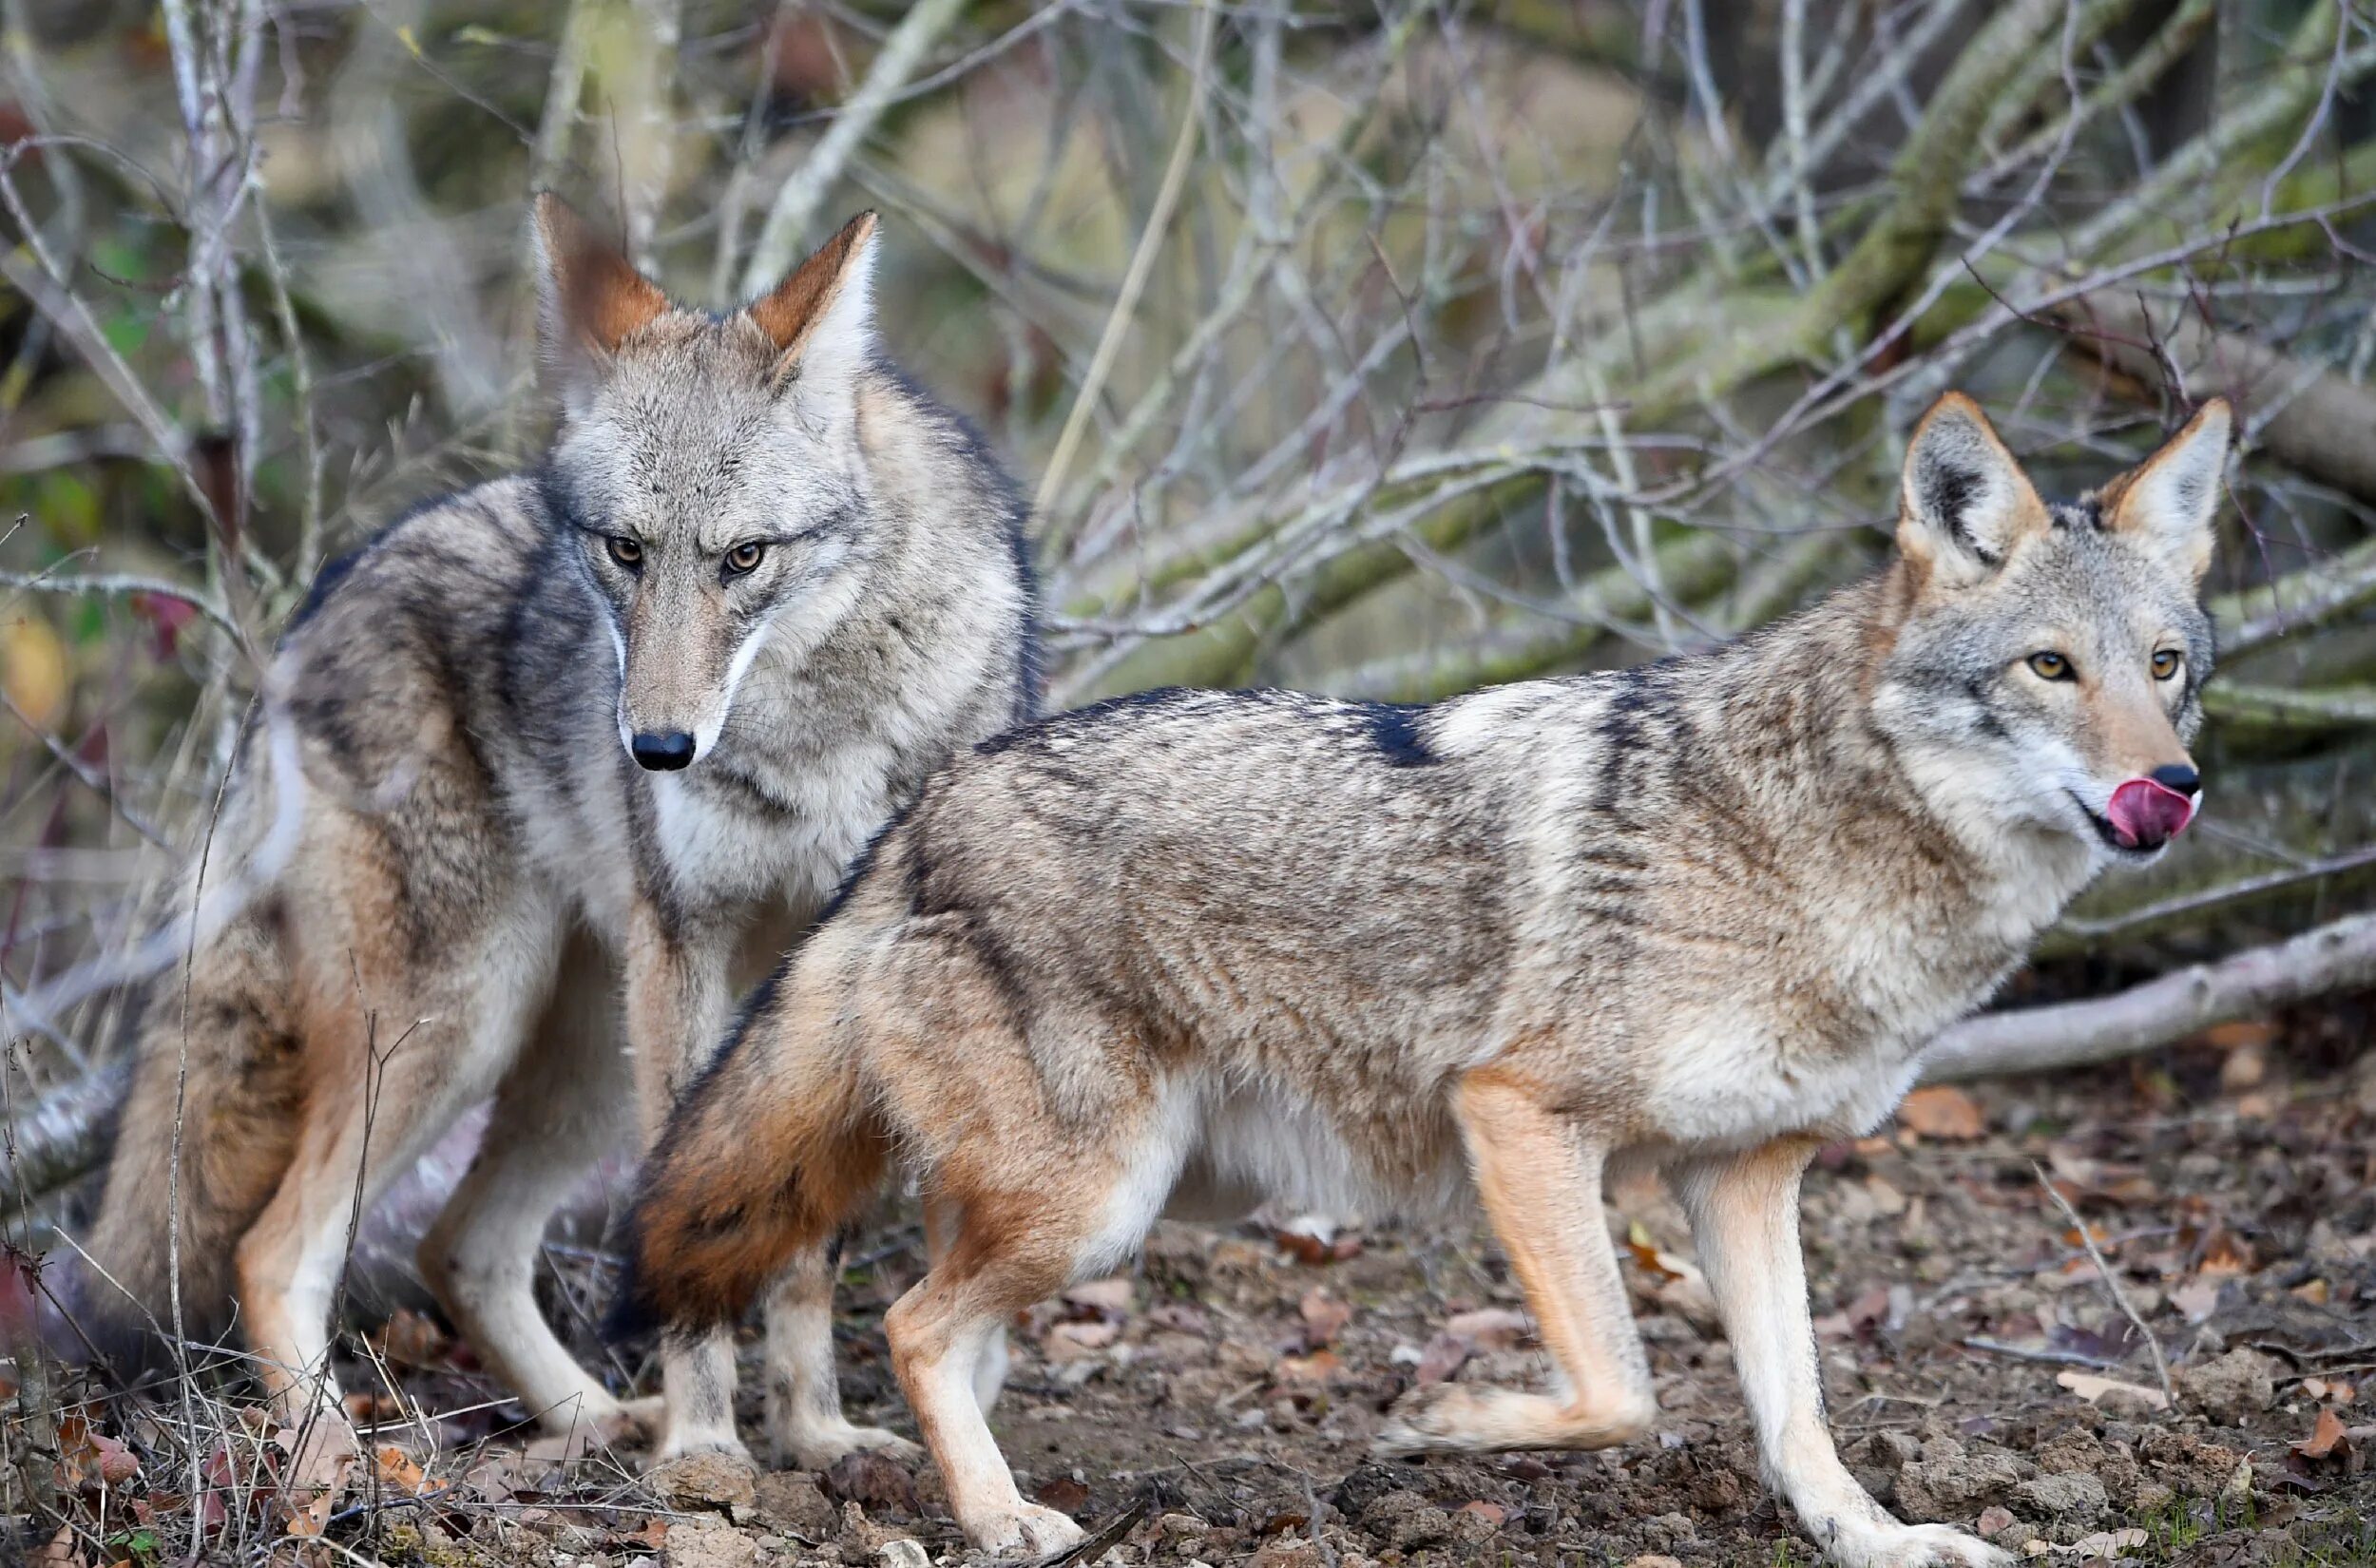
(1921, 910), (2376, 1082)
(2054, 289), (2376, 505)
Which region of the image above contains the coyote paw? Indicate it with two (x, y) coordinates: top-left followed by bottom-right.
(771, 1416), (924, 1473)
(1374, 1382), (1653, 1456)
(962, 1501), (1085, 1558)
(648, 1416), (753, 1466)
(1824, 1521), (2011, 1568)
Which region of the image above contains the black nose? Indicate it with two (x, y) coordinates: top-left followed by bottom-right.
(2150, 763), (2200, 794)
(630, 731), (697, 771)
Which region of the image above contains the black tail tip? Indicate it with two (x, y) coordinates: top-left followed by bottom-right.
(602, 1252), (662, 1347)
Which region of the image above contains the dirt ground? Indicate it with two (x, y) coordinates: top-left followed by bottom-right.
(22, 1007), (2376, 1567)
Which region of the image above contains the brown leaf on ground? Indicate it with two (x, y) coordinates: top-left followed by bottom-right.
(1063, 1276), (1135, 1318)
(1414, 1330), (1469, 1385)
(1273, 1222), (1363, 1264)
(1299, 1288), (1352, 1348)
(368, 1307), (451, 1368)
(2295, 1407), (2350, 1463)
(2197, 1228), (2254, 1277)
(1276, 1348), (1342, 1383)
(1897, 1085), (1985, 1140)
(57, 1413), (140, 1489)
(1045, 1317), (1121, 1360)
(1443, 1307), (1530, 1349)
(2056, 1370), (2170, 1412)
(1036, 1474), (1091, 1512)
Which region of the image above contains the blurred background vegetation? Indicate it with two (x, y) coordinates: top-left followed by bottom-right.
(1, 0), (2372, 1214)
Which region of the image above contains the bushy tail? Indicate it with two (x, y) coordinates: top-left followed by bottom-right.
(607, 971), (891, 1340)
(78, 903), (305, 1364)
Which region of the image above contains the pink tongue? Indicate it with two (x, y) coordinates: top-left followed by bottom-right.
(2106, 778), (2196, 848)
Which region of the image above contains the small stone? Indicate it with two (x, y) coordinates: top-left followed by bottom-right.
(648, 1450), (760, 1515)
(2013, 1473), (2107, 1523)
(2178, 1348), (2277, 1425)
(755, 1470), (837, 1538)
(1642, 1512), (1700, 1550)
(874, 1540), (930, 1568)
(1976, 1506), (2017, 1536)
(1894, 1444), (2029, 1521)
(1625, 1557), (1685, 1568)
(821, 1450), (919, 1519)
(662, 1520), (759, 1568)
(2138, 1429), (2247, 1499)
(1360, 1489), (1452, 1550)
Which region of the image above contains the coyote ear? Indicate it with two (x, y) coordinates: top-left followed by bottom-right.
(1897, 392), (2048, 588)
(530, 193), (669, 394)
(746, 211), (879, 395)
(2100, 398), (2230, 583)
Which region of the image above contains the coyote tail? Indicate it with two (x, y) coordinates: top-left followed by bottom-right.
(78, 902), (305, 1360)
(607, 982), (891, 1340)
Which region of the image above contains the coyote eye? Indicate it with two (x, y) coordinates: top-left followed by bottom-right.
(723, 542), (766, 578)
(2027, 651), (2074, 681)
(605, 536), (642, 570)
(2151, 649), (2181, 680)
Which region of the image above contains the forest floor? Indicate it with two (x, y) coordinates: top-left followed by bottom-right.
(21, 1010), (2376, 1567)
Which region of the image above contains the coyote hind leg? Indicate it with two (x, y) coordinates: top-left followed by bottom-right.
(884, 1209), (1087, 1559)
(418, 931), (632, 1446)
(761, 1242), (922, 1469)
(1376, 1070), (1657, 1456)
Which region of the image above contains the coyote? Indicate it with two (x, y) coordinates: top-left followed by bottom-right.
(82, 195), (1038, 1465)
(616, 394), (2230, 1565)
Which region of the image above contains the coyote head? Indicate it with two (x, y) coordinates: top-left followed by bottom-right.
(1874, 392), (2232, 865)
(532, 194), (883, 772)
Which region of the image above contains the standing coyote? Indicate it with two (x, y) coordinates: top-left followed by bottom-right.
(82, 195), (1037, 1465)
(616, 394), (2231, 1565)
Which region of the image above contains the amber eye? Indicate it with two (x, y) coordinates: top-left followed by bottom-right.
(605, 536), (642, 569)
(724, 542), (766, 577)
(2151, 649), (2181, 681)
(2027, 651), (2074, 681)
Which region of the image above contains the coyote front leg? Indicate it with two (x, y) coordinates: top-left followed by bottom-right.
(623, 901), (747, 1461)
(1672, 1138), (2007, 1568)
(1377, 1070), (1657, 1454)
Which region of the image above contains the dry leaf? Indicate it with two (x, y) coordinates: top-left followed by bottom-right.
(1456, 1501), (1508, 1526)
(2055, 1370), (2170, 1411)
(2172, 1277), (2222, 1323)
(1036, 1475), (1091, 1513)
(2058, 1527), (2148, 1557)
(1044, 1319), (1120, 1362)
(1275, 1348), (1341, 1383)
(1299, 1289), (1352, 1348)
(372, 1444), (443, 1497)
(2198, 1229), (2254, 1278)
(2200, 1020), (2278, 1051)
(2296, 1407), (2350, 1462)
(1897, 1085), (1985, 1140)
(1443, 1307), (1530, 1349)
(1063, 1277), (1135, 1318)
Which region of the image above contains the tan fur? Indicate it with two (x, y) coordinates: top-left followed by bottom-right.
(622, 401), (2229, 1565)
(81, 197), (1037, 1466)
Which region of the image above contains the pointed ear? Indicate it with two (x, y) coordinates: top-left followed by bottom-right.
(530, 193), (668, 388)
(2101, 398), (2230, 583)
(1897, 392), (2049, 588)
(744, 211), (879, 393)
